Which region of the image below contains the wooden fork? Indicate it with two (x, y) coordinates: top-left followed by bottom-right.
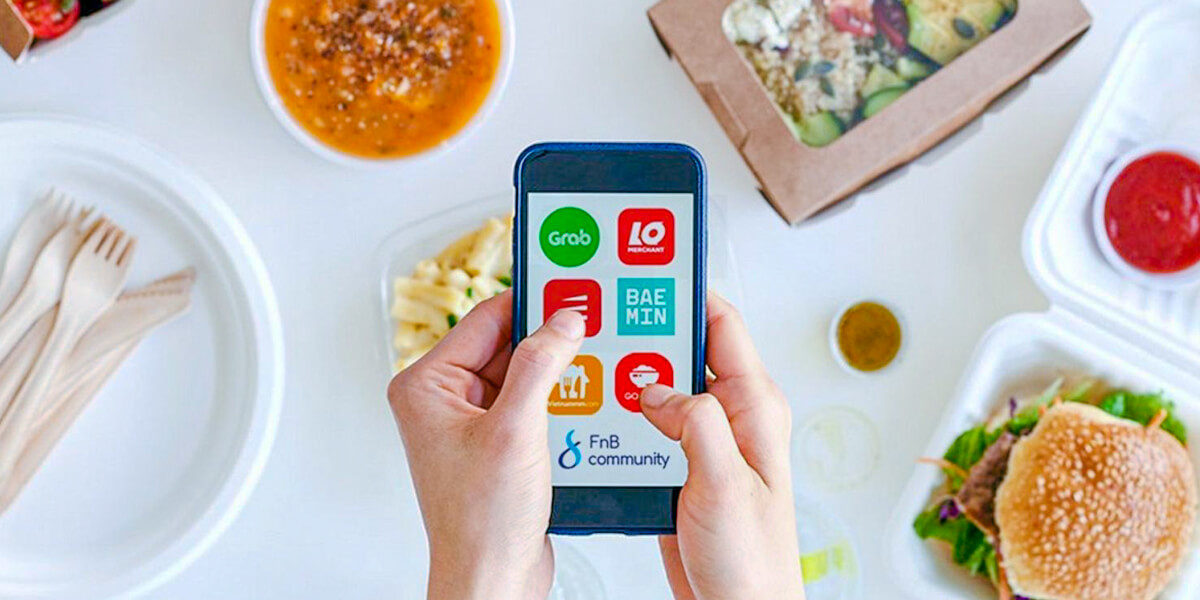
(0, 209), (98, 361)
(0, 190), (90, 314)
(0, 222), (135, 477)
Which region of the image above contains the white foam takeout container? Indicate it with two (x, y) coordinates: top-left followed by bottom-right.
(884, 3), (1200, 598)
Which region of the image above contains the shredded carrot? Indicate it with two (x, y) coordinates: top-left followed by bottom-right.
(997, 548), (1013, 600)
(1148, 409), (1168, 430)
(918, 457), (968, 480)
(1038, 404), (1047, 418)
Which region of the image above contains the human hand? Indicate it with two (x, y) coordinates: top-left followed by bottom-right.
(387, 291), (585, 600)
(639, 293), (805, 600)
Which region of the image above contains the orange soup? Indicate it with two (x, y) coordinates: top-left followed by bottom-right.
(264, 0), (502, 158)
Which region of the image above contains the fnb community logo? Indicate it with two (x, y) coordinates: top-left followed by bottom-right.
(558, 429), (583, 469)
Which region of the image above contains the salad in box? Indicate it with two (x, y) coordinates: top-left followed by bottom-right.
(723, 0), (1016, 147)
(886, 3), (1200, 598)
(648, 0), (1090, 224)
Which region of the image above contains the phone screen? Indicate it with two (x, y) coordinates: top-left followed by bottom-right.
(524, 192), (695, 487)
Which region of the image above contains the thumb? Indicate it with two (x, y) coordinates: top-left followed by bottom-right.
(639, 385), (743, 486)
(492, 309), (586, 421)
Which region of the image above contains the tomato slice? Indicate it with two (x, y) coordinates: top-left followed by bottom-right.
(827, 4), (877, 38)
(16, 0), (81, 41)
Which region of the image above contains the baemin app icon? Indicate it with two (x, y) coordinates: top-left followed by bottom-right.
(544, 279), (602, 337)
(618, 208), (675, 266)
(615, 352), (674, 413)
(617, 278), (674, 336)
(549, 355), (603, 415)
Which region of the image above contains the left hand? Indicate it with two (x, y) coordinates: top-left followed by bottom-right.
(387, 291), (585, 600)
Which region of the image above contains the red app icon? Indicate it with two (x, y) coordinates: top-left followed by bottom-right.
(618, 208), (675, 266)
(615, 352), (674, 413)
(543, 279), (602, 338)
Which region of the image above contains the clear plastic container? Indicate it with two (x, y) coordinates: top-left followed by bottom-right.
(549, 539), (607, 600)
(795, 493), (863, 600)
(884, 4), (1200, 598)
(375, 193), (744, 376)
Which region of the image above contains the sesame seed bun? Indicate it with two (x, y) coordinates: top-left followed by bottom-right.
(995, 403), (1197, 600)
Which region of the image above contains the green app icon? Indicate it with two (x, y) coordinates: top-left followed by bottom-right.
(540, 207), (600, 267)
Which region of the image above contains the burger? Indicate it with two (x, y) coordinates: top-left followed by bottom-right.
(914, 379), (1197, 600)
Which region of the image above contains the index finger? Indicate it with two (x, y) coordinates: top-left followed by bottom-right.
(418, 290), (513, 373)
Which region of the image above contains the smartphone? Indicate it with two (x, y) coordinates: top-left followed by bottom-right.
(513, 142), (706, 535)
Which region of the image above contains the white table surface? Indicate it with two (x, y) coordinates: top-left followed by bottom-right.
(0, 0), (1157, 597)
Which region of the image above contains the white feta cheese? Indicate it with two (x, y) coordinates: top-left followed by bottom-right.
(722, 0), (789, 48)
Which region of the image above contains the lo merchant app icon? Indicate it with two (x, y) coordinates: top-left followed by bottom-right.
(544, 279), (602, 337)
(548, 355), (603, 416)
(539, 207), (599, 267)
(617, 278), (674, 336)
(615, 353), (674, 413)
(618, 208), (675, 266)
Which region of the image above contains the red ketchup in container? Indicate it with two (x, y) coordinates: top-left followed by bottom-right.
(1104, 152), (1200, 274)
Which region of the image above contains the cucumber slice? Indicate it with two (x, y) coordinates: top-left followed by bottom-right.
(795, 111), (844, 147)
(862, 65), (906, 99)
(906, 0), (972, 65)
(862, 86), (909, 119)
(896, 56), (934, 81)
(906, 0), (1007, 65)
(960, 0), (1007, 33)
(781, 111), (805, 141)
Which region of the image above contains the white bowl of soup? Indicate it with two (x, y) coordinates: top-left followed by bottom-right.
(251, 0), (514, 166)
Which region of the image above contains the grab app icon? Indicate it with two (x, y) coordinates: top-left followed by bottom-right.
(544, 279), (602, 337)
(549, 355), (603, 416)
(540, 207), (600, 267)
(618, 208), (674, 266)
(615, 352), (674, 413)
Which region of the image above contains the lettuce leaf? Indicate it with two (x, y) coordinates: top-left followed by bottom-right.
(913, 507), (998, 582)
(1099, 391), (1187, 444)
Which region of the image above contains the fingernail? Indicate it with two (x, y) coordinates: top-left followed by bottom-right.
(639, 384), (672, 409)
(546, 309), (586, 340)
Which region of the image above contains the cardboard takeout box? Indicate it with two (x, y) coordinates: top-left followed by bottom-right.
(648, 0), (1092, 224)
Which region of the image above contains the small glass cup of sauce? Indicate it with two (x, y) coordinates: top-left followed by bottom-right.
(829, 300), (904, 376)
(1093, 142), (1200, 289)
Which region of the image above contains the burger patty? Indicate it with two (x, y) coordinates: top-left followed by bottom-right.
(955, 431), (1018, 538)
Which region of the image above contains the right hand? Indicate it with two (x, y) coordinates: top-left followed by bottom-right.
(638, 293), (805, 600)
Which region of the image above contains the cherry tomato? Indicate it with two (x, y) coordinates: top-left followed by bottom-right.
(16, 0), (81, 41)
(826, 0), (877, 38)
(873, 0), (909, 51)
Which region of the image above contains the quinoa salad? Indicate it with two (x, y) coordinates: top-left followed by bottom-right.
(724, 0), (1017, 147)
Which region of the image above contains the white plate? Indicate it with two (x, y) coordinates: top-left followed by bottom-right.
(0, 116), (284, 599)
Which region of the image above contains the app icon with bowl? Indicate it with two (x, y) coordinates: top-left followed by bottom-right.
(615, 353), (673, 413)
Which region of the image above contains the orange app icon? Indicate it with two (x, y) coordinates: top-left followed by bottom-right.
(548, 354), (603, 416)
